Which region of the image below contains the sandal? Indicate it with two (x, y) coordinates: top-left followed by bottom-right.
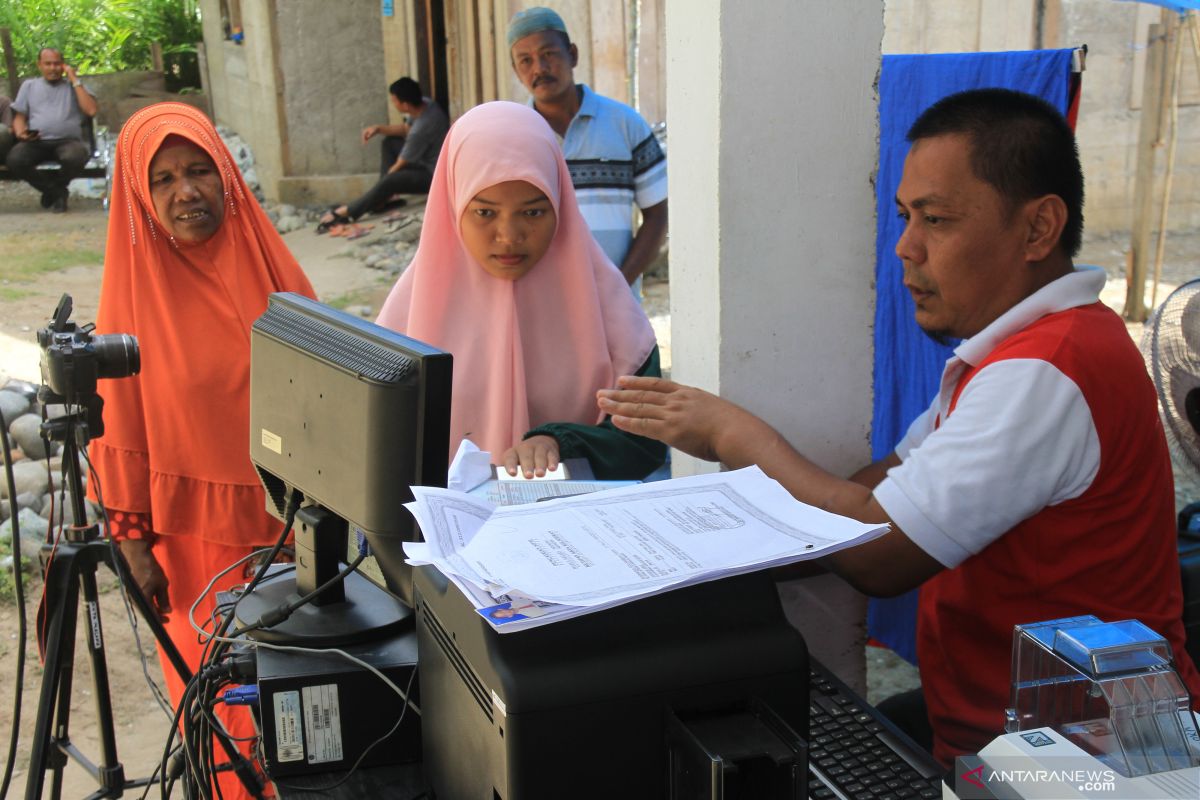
(344, 223), (374, 240)
(316, 206), (351, 234)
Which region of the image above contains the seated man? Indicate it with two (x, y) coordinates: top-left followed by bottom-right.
(0, 95), (14, 162)
(6, 47), (98, 213)
(597, 88), (1200, 767)
(317, 77), (448, 230)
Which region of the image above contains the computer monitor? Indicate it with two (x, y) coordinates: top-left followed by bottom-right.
(241, 292), (452, 644)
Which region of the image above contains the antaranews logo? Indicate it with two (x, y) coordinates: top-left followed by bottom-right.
(955, 755), (1118, 797)
(960, 764), (986, 790)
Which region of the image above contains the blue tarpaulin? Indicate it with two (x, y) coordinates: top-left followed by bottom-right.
(1115, 0), (1200, 13)
(869, 49), (1075, 664)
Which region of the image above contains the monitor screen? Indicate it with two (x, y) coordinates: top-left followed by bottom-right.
(248, 292), (452, 609)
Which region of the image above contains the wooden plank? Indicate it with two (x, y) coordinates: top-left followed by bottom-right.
(463, 0), (481, 107)
(477, 0), (497, 101)
(1, 27), (19, 99)
(150, 41), (164, 72)
(637, 0), (666, 123)
(443, 0), (465, 118)
(1127, 21), (1167, 322)
(196, 40), (214, 118)
(265, 0), (292, 176)
(589, 1), (627, 103)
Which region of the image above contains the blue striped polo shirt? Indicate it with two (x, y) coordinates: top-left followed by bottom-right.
(549, 85), (667, 270)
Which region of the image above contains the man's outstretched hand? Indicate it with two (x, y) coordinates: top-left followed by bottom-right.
(598, 376), (772, 464)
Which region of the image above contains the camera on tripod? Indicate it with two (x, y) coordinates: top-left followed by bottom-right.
(37, 293), (139, 440)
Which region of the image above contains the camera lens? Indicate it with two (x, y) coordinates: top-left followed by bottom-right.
(90, 333), (140, 379)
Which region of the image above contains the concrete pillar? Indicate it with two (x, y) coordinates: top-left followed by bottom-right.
(665, 0), (882, 691)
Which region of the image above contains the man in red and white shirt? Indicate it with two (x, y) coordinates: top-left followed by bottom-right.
(597, 88), (1200, 766)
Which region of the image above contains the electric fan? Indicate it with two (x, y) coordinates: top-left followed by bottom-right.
(1141, 278), (1200, 525)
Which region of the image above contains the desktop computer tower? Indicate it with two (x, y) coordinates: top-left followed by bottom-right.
(414, 567), (809, 800)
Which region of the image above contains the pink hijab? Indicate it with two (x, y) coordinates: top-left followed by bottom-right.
(376, 101), (656, 459)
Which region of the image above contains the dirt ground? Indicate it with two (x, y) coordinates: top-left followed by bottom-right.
(0, 181), (1196, 797)
(0, 183), (671, 798)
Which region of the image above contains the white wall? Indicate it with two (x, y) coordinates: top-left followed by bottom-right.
(665, 0), (882, 688)
(199, 0), (386, 202)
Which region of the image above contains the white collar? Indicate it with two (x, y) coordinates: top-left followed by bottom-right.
(953, 265), (1106, 367)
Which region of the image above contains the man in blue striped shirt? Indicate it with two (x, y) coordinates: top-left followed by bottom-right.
(508, 7), (668, 296)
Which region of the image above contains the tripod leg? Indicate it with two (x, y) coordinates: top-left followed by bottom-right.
(26, 550), (81, 800)
(28, 543), (130, 800)
(75, 563), (126, 793)
(107, 542), (192, 684)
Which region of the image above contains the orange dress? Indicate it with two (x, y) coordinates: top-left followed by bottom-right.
(88, 102), (315, 797)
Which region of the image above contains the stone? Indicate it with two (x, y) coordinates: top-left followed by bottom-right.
(0, 507), (50, 548)
(8, 414), (48, 460)
(2, 380), (37, 404)
(0, 390), (31, 424)
(40, 490), (63, 521)
(45, 452), (87, 482)
(16, 492), (42, 514)
(39, 489), (84, 522)
(374, 258), (400, 273)
(395, 224), (422, 244)
(275, 214), (304, 234)
(278, 204), (296, 218)
(2, 460), (51, 500)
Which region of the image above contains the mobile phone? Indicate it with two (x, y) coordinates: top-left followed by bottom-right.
(26, 129), (38, 137)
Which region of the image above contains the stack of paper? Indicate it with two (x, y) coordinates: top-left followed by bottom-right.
(403, 466), (888, 633)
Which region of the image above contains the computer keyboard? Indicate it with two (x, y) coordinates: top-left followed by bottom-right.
(807, 662), (944, 800)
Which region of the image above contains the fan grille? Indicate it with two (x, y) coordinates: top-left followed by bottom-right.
(1147, 278), (1200, 480)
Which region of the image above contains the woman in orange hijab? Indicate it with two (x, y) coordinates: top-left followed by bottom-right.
(88, 102), (314, 795)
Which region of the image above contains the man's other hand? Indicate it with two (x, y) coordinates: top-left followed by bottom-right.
(16, 129), (39, 141)
(63, 64), (79, 84)
(598, 376), (768, 463)
(361, 124), (381, 144)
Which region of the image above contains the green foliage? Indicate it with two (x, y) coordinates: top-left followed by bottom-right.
(0, 535), (34, 605)
(0, 0), (202, 79)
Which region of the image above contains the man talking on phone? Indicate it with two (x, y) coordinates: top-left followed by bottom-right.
(6, 47), (98, 213)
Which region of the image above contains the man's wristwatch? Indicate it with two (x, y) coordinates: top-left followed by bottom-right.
(71, 80), (82, 88)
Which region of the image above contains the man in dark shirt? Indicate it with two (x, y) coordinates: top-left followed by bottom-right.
(317, 77), (449, 229)
(6, 47), (98, 213)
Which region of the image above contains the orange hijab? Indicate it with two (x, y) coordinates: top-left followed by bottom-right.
(376, 101), (656, 460)
(89, 102), (314, 545)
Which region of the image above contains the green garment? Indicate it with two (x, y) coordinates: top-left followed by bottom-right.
(524, 346), (667, 480)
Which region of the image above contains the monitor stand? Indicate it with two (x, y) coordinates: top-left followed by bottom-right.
(235, 505), (412, 646)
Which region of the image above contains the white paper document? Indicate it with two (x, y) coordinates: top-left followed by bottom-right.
(403, 466), (887, 632)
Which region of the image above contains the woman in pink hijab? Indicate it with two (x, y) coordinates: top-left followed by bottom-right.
(376, 101), (664, 479)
